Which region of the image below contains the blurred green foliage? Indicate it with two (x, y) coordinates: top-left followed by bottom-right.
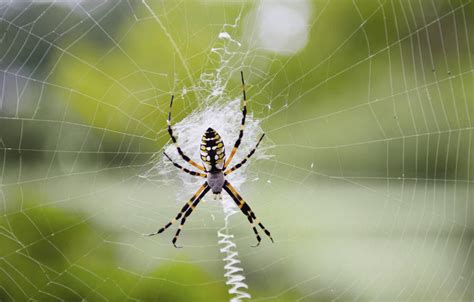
(0, 194), (311, 301)
(1, 1), (472, 179)
(0, 196), (228, 301)
(48, 1), (243, 152)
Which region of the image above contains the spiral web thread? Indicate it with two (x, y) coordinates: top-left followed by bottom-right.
(217, 202), (251, 302)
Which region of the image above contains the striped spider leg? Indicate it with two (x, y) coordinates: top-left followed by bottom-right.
(146, 183), (210, 248)
(224, 71), (248, 170)
(163, 152), (206, 178)
(167, 95), (207, 172)
(224, 133), (265, 176)
(223, 180), (273, 247)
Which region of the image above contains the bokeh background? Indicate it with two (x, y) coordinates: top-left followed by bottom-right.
(0, 0), (473, 301)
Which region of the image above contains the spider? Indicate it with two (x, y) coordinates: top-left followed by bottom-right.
(147, 71), (273, 248)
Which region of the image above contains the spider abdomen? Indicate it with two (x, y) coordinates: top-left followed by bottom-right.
(200, 127), (225, 172)
(207, 171), (225, 194)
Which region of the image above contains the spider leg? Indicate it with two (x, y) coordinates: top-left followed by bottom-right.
(167, 95), (206, 172)
(145, 182), (209, 237)
(224, 133), (265, 175)
(223, 181), (274, 246)
(164, 152), (206, 178)
(246, 211), (262, 248)
(172, 185), (210, 248)
(224, 71), (248, 169)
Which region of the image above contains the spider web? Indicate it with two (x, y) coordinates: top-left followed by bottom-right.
(0, 0), (473, 301)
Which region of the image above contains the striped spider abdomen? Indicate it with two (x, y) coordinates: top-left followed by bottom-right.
(200, 127), (226, 173)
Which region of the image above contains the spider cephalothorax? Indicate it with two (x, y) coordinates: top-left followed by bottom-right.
(147, 71), (273, 248)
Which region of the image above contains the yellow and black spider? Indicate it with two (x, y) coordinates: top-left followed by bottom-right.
(147, 71), (273, 248)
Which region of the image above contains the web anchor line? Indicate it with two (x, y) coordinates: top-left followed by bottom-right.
(218, 201), (251, 302)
